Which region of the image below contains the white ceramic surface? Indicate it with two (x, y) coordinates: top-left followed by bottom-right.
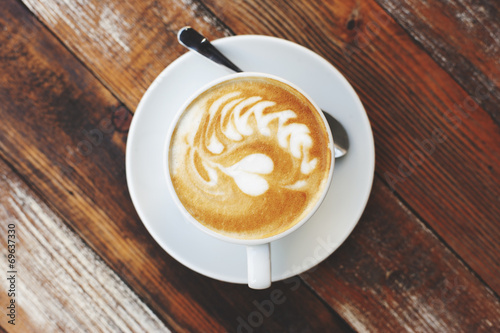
(126, 35), (375, 284)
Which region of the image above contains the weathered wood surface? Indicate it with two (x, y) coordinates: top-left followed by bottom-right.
(0, 159), (169, 332)
(375, 0), (500, 125)
(20, 0), (232, 112)
(0, 0), (499, 331)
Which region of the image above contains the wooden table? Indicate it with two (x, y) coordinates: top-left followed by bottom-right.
(1, 0), (499, 332)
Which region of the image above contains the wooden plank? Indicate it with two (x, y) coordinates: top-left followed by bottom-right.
(199, 0), (500, 294)
(0, 1), (355, 331)
(301, 178), (500, 332)
(20, 0), (233, 112)
(375, 0), (500, 125)
(0, 160), (170, 333)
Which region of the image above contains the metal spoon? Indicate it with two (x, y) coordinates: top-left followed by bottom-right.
(177, 27), (349, 158)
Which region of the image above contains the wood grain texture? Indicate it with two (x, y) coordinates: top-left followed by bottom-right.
(201, 0), (500, 294)
(0, 1), (354, 331)
(0, 160), (169, 333)
(375, 0), (500, 125)
(301, 178), (500, 332)
(20, 0), (232, 111)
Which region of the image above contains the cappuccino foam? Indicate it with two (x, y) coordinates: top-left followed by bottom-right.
(169, 76), (332, 239)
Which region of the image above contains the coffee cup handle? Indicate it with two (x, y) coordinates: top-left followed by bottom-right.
(246, 243), (271, 289)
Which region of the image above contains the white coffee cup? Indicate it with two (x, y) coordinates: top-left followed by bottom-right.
(164, 72), (334, 289)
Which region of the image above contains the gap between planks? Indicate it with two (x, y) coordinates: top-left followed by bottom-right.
(0, 161), (171, 333)
(387, 176), (500, 301)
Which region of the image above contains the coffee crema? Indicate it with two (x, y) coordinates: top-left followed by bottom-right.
(169, 76), (332, 239)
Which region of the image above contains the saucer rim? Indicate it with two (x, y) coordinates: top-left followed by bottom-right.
(126, 34), (375, 284)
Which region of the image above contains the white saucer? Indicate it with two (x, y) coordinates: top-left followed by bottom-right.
(126, 35), (375, 284)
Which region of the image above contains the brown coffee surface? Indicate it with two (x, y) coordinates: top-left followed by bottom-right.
(169, 76), (332, 239)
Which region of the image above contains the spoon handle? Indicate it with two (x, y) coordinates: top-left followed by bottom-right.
(178, 27), (243, 73)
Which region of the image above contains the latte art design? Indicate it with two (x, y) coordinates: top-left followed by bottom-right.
(196, 91), (318, 196)
(169, 77), (331, 239)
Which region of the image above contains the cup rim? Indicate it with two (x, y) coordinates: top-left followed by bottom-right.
(163, 72), (335, 246)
